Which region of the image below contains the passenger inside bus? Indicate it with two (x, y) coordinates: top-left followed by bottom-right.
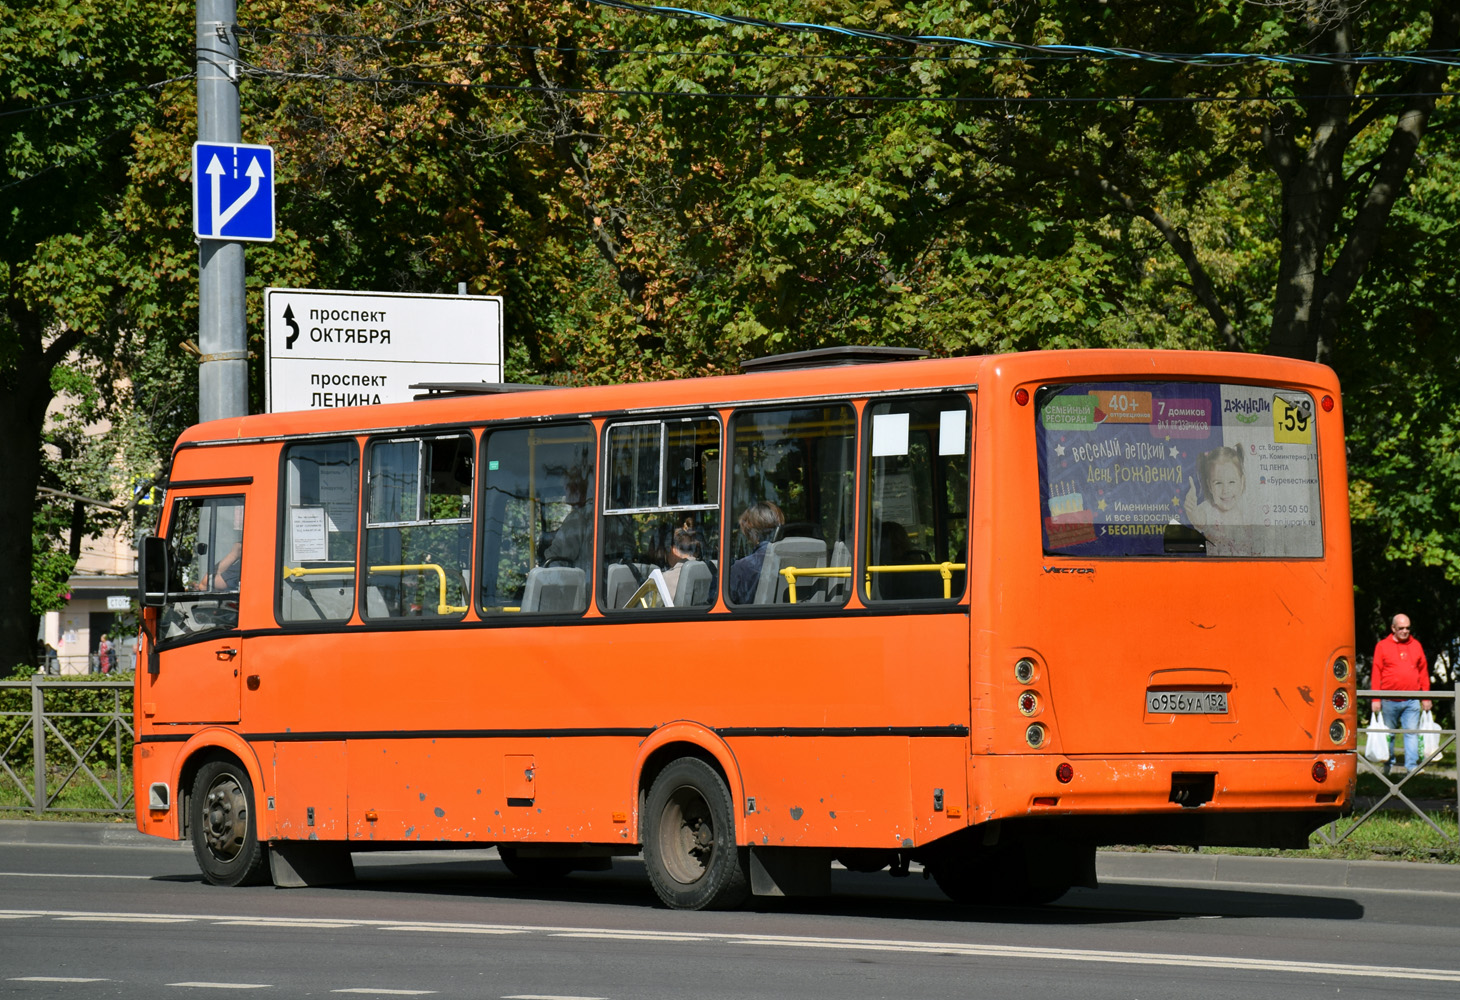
(729, 501), (783, 604)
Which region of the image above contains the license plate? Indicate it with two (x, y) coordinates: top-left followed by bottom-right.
(1147, 690), (1228, 714)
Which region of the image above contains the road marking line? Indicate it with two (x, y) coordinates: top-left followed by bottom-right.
(502, 995), (608, 1000)
(6, 908), (1456, 983)
(167, 983), (273, 990)
(0, 871), (152, 879)
(214, 920), (356, 929)
(56, 915), (192, 923)
(332, 990), (437, 995)
(380, 925), (528, 935)
(9, 978), (110, 983)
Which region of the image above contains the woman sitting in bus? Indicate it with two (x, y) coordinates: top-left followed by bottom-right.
(660, 526), (705, 602)
(729, 501), (783, 604)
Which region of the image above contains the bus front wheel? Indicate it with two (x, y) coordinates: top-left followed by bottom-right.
(189, 760), (270, 887)
(642, 758), (750, 910)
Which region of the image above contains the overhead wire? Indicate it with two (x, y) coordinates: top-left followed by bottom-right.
(584, 0), (1460, 67)
(0, 73), (194, 121)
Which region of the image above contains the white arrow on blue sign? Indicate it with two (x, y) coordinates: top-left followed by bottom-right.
(192, 141), (275, 242)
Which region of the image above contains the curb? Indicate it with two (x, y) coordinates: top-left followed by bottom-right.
(3, 821), (1458, 893)
(1095, 849), (1460, 894)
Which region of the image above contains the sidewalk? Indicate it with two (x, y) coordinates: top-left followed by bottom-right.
(3, 819), (1459, 893)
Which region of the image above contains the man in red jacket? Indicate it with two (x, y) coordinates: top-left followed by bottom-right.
(1371, 614), (1433, 774)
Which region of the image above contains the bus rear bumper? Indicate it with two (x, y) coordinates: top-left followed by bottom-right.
(969, 751), (1355, 848)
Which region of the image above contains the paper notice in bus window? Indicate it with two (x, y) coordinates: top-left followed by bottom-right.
(290, 507), (329, 562)
(318, 466), (355, 532)
(1036, 382), (1323, 559)
(939, 410), (966, 456)
(872, 412), (910, 457)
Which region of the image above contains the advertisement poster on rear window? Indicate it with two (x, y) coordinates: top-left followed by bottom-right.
(1037, 383), (1322, 558)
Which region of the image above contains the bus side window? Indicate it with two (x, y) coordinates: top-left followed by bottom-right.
(728, 403), (855, 608)
(363, 434), (473, 621)
(600, 416), (720, 611)
(279, 440), (359, 624)
(479, 422), (595, 615)
(159, 495), (245, 642)
(864, 395), (971, 603)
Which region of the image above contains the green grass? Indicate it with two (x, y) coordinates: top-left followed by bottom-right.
(0, 766), (133, 818)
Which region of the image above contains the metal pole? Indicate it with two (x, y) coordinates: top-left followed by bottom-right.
(196, 0), (248, 423)
(31, 676), (45, 817)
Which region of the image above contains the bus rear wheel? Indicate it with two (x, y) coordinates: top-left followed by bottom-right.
(642, 758), (750, 910)
(190, 760), (270, 887)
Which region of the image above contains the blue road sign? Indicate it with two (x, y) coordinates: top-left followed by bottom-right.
(193, 141), (275, 242)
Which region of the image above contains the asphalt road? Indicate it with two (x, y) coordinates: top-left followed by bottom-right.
(2, 823), (1459, 999)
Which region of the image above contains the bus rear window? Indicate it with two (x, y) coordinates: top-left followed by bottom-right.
(1036, 382), (1322, 558)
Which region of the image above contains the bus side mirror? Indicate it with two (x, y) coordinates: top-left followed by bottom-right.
(139, 535), (170, 607)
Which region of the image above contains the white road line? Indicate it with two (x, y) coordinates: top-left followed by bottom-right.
(9, 978), (110, 983)
(0, 871), (152, 879)
(167, 983), (273, 990)
(5, 908), (1457, 984)
(379, 925), (528, 935)
(502, 995), (608, 1000)
(214, 919), (357, 929)
(55, 915), (193, 923)
(331, 990), (437, 995)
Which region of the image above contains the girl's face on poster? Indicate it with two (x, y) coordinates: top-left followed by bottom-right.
(1209, 458), (1245, 512)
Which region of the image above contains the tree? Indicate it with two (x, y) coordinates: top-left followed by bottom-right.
(0, 1), (193, 670)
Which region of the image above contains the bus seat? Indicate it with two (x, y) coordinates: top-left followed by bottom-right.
(522, 566), (586, 613)
(366, 586), (392, 618)
(674, 559), (713, 607)
(826, 539), (851, 603)
(753, 536), (828, 604)
(605, 563), (640, 610)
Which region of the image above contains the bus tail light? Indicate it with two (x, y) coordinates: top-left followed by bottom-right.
(1328, 720), (1346, 745)
(1055, 762), (1073, 784)
(1018, 691), (1039, 716)
(1332, 656), (1350, 681)
(1025, 723), (1047, 749)
(1312, 760), (1329, 783)
(1321, 394), (1334, 412)
(1014, 658), (1036, 684)
(1332, 689), (1349, 712)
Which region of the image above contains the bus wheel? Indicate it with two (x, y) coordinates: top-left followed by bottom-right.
(642, 758), (750, 910)
(498, 846), (575, 883)
(190, 760), (270, 887)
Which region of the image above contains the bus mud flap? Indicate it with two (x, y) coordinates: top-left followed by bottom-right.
(749, 846), (832, 897)
(268, 841), (356, 888)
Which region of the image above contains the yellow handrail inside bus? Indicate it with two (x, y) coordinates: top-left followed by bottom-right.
(283, 563), (468, 616)
(779, 563), (966, 603)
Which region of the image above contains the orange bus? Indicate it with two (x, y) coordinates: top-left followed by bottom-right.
(133, 347), (1356, 909)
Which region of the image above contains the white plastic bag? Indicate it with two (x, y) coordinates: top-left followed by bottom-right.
(1364, 715), (1390, 763)
(1418, 710), (1441, 762)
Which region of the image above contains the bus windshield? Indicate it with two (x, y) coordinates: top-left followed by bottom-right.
(1036, 381), (1322, 558)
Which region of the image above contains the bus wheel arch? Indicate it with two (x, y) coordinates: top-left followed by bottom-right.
(640, 755), (751, 910)
(175, 736), (271, 888)
(633, 725), (746, 845)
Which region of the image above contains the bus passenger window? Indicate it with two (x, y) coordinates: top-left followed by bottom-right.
(363, 434), (472, 621)
(600, 417), (720, 611)
(728, 404), (855, 607)
(479, 423), (595, 615)
(864, 395), (971, 603)
(280, 441), (358, 624)
(159, 496), (245, 641)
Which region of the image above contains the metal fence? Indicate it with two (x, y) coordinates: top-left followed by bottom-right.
(1316, 683), (1458, 846)
(0, 678), (134, 817)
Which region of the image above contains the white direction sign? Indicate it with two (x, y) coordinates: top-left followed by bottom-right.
(264, 288), (504, 413)
(193, 142), (275, 241)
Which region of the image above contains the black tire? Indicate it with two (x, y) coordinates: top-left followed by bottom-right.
(189, 760), (270, 887)
(498, 846), (576, 883)
(642, 757), (750, 910)
(929, 843), (1074, 907)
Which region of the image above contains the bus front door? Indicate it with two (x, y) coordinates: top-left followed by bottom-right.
(141, 495), (246, 726)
